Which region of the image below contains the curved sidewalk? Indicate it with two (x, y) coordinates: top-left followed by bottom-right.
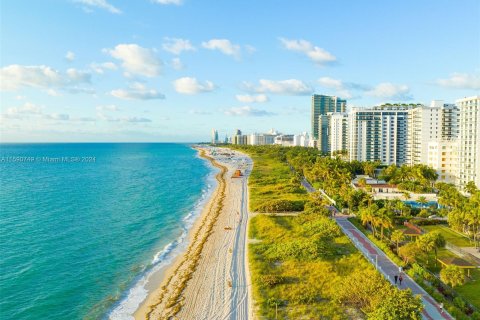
(335, 216), (454, 320)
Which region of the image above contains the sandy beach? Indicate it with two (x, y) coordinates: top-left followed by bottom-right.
(134, 146), (253, 320)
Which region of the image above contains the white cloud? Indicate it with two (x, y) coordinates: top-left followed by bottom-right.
(245, 79), (313, 95)
(45, 113), (70, 121)
(90, 62), (117, 74)
(2, 102), (69, 121)
(202, 39), (241, 58)
(235, 94), (269, 103)
(318, 77), (344, 90)
(74, 0), (121, 14)
(224, 106), (275, 117)
(173, 77), (216, 95)
(3, 102), (43, 119)
(96, 104), (120, 112)
(111, 83), (165, 100)
(317, 77), (354, 99)
(106, 44), (162, 77)
(279, 38), (336, 65)
(245, 45), (256, 54)
(436, 73), (480, 90)
(118, 116), (152, 123)
(189, 109), (212, 115)
(366, 82), (413, 100)
(152, 0), (182, 5)
(0, 65), (91, 91)
(47, 89), (61, 97)
(66, 68), (91, 82)
(65, 51), (75, 62)
(171, 58), (184, 70)
(162, 38), (196, 55)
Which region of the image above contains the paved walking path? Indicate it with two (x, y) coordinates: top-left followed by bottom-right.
(335, 216), (454, 320)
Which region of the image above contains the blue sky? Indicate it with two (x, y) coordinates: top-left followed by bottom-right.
(1, 0), (479, 142)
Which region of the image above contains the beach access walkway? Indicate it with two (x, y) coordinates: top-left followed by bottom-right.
(300, 177), (453, 320)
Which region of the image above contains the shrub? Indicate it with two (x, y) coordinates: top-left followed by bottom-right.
(413, 219), (448, 226)
(261, 274), (284, 287)
(254, 199), (306, 212)
(453, 297), (467, 311)
(440, 265), (466, 288)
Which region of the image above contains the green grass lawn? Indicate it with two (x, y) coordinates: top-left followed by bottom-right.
(422, 225), (475, 247)
(455, 268), (480, 310)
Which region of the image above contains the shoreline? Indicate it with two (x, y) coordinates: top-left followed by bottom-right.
(134, 146), (253, 319)
(108, 146), (219, 320)
(134, 147), (228, 319)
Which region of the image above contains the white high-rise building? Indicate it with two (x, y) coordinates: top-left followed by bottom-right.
(211, 129), (219, 144)
(427, 140), (459, 185)
(348, 104), (414, 165)
(406, 101), (459, 165)
(293, 132), (310, 147)
(326, 112), (348, 155)
(457, 96), (480, 189)
(248, 133), (277, 145)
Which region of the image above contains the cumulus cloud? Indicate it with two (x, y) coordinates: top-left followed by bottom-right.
(244, 79), (313, 95)
(111, 82), (165, 100)
(317, 76), (370, 99)
(224, 106), (275, 117)
(106, 44), (162, 77)
(2, 102), (70, 121)
(0, 65), (91, 91)
(152, 0), (182, 5)
(318, 77), (344, 90)
(436, 73), (480, 90)
(162, 38), (196, 55)
(202, 39), (241, 58)
(90, 62), (117, 74)
(74, 0), (121, 14)
(173, 77), (216, 95)
(65, 51), (75, 62)
(2, 102), (43, 119)
(366, 82), (413, 101)
(235, 94), (269, 103)
(171, 58), (184, 70)
(279, 38), (336, 65)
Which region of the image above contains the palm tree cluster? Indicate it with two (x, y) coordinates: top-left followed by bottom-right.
(380, 164), (438, 193)
(437, 182), (480, 248)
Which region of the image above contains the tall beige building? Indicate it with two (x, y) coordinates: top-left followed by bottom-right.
(427, 140), (458, 185)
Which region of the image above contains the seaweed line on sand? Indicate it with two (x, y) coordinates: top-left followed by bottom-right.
(146, 148), (227, 319)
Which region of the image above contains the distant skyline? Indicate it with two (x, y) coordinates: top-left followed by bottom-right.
(1, 0), (479, 142)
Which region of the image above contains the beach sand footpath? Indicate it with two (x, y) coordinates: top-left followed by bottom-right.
(134, 147), (254, 320)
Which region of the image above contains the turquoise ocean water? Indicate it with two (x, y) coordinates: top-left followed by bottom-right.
(0, 143), (215, 320)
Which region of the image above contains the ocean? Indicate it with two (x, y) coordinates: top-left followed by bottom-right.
(0, 143), (216, 320)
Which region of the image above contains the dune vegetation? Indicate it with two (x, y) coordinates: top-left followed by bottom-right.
(229, 145), (423, 319)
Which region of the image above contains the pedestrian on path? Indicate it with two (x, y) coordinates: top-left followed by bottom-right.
(399, 275), (403, 286)
(440, 302), (444, 314)
(394, 274), (398, 285)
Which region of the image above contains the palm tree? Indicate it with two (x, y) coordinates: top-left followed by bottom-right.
(391, 229), (405, 252)
(417, 196), (428, 208)
(465, 181), (478, 194)
(360, 204), (378, 237)
(376, 208), (394, 239)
